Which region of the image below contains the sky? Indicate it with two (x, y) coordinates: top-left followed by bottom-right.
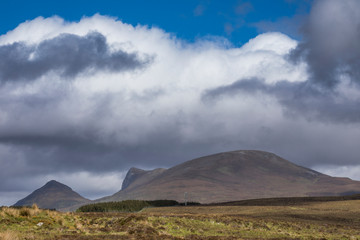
(1, 0), (360, 206)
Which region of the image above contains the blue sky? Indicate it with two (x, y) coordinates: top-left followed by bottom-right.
(2, 0), (360, 206)
(1, 0), (311, 45)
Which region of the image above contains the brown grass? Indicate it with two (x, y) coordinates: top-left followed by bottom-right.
(2, 200), (360, 239)
(1, 207), (19, 217)
(0, 205), (42, 218)
(0, 231), (19, 240)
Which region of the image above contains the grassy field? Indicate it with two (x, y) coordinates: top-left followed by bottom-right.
(1, 200), (360, 239)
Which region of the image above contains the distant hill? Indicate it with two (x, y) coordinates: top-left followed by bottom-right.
(13, 180), (90, 210)
(101, 150), (360, 203)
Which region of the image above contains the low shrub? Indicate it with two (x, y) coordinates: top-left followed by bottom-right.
(19, 208), (31, 217)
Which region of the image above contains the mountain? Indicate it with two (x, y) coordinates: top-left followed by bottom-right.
(121, 167), (167, 191)
(101, 150), (360, 203)
(14, 180), (90, 210)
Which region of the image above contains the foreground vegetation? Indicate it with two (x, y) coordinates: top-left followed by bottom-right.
(1, 200), (360, 239)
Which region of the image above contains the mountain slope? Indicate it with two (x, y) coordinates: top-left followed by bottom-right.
(14, 180), (90, 210)
(121, 167), (166, 191)
(103, 150), (360, 203)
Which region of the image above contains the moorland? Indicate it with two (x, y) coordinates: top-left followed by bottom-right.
(1, 197), (360, 240)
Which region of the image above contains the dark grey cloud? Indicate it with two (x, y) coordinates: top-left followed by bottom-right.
(0, 86), (179, 180)
(0, 116), (230, 194)
(203, 78), (360, 124)
(289, 0), (360, 88)
(0, 31), (152, 82)
(205, 0), (360, 124)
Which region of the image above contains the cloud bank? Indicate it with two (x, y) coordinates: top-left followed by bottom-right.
(0, 31), (150, 83)
(291, 0), (360, 88)
(1, 0), (360, 205)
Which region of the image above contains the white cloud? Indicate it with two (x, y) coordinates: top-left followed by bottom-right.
(0, 14), (360, 205)
(0, 15), (306, 147)
(313, 165), (360, 181)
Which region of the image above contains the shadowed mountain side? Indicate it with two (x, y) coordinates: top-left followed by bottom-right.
(101, 150), (360, 204)
(13, 180), (90, 210)
(121, 167), (167, 191)
(97, 167), (167, 203)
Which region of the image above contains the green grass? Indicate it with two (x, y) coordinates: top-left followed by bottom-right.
(1, 200), (360, 239)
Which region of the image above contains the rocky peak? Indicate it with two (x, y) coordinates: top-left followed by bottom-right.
(121, 167), (147, 190)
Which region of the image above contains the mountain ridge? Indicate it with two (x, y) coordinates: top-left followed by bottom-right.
(14, 180), (90, 210)
(14, 150), (360, 210)
(102, 150), (360, 203)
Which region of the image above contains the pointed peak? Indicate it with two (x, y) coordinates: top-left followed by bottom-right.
(121, 167), (146, 190)
(128, 167), (146, 173)
(13, 179), (90, 210)
(43, 180), (71, 190)
(45, 180), (60, 185)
